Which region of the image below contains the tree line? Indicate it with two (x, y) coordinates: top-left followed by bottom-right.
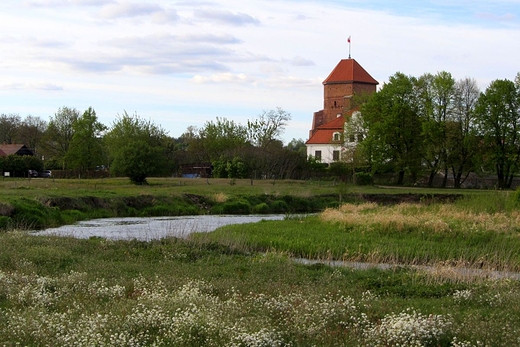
(345, 71), (520, 189)
(0, 107), (311, 184)
(2, 69), (519, 187)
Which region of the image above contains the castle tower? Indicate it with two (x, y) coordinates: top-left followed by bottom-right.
(309, 58), (378, 138)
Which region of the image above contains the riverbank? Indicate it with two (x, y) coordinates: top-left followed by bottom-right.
(0, 177), (468, 231)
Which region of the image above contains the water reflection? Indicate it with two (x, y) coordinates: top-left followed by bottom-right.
(34, 215), (285, 241)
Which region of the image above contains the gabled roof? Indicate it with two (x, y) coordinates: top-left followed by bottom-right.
(323, 58), (378, 85)
(0, 144), (34, 156)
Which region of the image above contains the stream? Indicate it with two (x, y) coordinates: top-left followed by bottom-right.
(33, 214), (520, 281)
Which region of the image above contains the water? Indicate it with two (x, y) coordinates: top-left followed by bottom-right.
(33, 214), (285, 241)
(33, 214), (520, 280)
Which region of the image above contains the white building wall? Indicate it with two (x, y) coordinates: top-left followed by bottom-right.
(306, 143), (342, 164)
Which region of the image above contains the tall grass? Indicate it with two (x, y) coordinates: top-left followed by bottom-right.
(193, 195), (520, 272)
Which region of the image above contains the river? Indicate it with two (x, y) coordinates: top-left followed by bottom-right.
(34, 214), (286, 241)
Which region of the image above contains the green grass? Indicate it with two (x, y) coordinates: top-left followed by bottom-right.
(1, 180), (519, 345)
(0, 231), (519, 346)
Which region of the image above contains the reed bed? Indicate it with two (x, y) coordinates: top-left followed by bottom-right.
(196, 199), (520, 272)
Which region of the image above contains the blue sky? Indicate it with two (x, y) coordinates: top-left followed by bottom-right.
(1, 0), (519, 143)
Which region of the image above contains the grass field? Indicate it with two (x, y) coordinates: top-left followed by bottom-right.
(1, 178), (519, 346)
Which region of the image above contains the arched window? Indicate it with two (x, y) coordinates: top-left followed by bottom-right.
(333, 132), (340, 141)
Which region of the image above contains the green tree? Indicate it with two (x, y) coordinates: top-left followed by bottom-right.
(65, 107), (107, 170)
(447, 78), (481, 188)
(476, 78), (520, 189)
(105, 112), (168, 184)
(40, 106), (80, 169)
(417, 71), (456, 187)
(199, 117), (248, 162)
(361, 72), (423, 185)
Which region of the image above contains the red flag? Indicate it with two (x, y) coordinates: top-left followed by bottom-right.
(347, 36), (351, 43)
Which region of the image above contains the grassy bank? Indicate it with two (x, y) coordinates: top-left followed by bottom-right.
(194, 193), (520, 272)
(1, 231), (519, 346)
(1, 179), (519, 346)
(0, 177), (471, 231)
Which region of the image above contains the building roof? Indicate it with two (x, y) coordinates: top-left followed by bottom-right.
(306, 115), (345, 145)
(323, 58), (378, 85)
(0, 144), (34, 156)
(0, 148), (5, 157)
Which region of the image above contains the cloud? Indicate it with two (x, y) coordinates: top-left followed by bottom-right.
(24, 0), (113, 7)
(99, 2), (165, 19)
(193, 8), (261, 26)
(0, 82), (63, 91)
(288, 56), (315, 66)
(192, 72), (254, 84)
(476, 12), (516, 22)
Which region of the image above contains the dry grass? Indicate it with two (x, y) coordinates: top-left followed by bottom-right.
(321, 202), (520, 235)
(212, 192), (228, 203)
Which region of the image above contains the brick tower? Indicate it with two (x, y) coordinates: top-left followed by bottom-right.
(309, 58), (378, 138)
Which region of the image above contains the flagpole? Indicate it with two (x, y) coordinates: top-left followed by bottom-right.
(347, 36), (351, 59)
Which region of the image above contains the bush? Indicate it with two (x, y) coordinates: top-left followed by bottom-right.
(220, 200), (251, 214)
(354, 172), (373, 186)
(252, 203), (270, 214)
(271, 200), (289, 213)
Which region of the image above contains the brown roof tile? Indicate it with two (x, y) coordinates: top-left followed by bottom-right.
(323, 58), (378, 85)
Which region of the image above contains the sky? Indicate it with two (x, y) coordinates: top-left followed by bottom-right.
(1, 0), (519, 144)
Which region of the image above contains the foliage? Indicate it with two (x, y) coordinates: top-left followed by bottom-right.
(40, 106), (80, 169)
(105, 112), (168, 184)
(0, 154), (43, 176)
(65, 107), (107, 170)
(354, 172), (373, 185)
(198, 117), (248, 162)
(0, 113), (21, 144)
(361, 72), (423, 184)
(246, 107), (291, 148)
(475, 78), (520, 189)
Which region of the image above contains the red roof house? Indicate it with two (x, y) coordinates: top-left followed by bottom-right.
(306, 58), (378, 164)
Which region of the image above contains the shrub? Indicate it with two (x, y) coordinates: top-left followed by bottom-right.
(271, 200), (289, 213)
(220, 200), (251, 214)
(354, 172), (373, 186)
(253, 203), (270, 214)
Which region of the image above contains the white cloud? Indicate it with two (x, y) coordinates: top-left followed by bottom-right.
(192, 73), (253, 84)
(2, 0), (520, 143)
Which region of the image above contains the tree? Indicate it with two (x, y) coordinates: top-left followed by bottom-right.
(65, 107), (107, 170)
(447, 78), (480, 188)
(360, 72), (423, 185)
(417, 71), (456, 187)
(0, 114), (21, 144)
(105, 112), (168, 184)
(18, 115), (47, 156)
(247, 108), (291, 148)
(40, 106), (80, 169)
(286, 138), (307, 155)
(476, 78), (520, 189)
(198, 117), (248, 162)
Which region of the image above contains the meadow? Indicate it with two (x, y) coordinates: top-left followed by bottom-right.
(0, 177), (519, 346)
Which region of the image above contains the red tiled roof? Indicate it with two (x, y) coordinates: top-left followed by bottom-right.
(323, 59), (378, 85)
(0, 149), (5, 157)
(306, 116), (344, 144)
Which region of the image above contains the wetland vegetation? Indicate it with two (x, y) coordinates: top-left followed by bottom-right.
(1, 177), (519, 346)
